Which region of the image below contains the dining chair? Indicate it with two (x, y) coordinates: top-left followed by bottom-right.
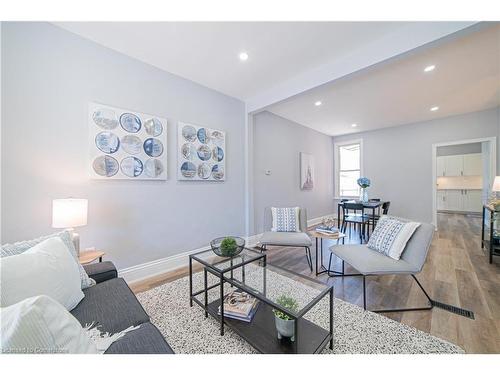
(366, 201), (391, 229)
(341, 202), (370, 242)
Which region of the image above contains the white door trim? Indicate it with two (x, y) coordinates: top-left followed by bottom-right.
(431, 136), (497, 228)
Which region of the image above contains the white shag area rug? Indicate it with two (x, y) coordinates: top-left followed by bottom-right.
(137, 265), (464, 354)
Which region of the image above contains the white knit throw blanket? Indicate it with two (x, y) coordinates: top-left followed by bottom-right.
(83, 323), (140, 353)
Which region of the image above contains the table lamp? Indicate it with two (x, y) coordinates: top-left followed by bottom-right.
(490, 176), (500, 209)
(52, 198), (88, 254)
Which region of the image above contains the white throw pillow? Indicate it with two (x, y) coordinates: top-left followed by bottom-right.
(271, 207), (300, 232)
(0, 237), (84, 310)
(367, 215), (421, 260)
(1, 230), (95, 290)
(1, 295), (98, 354)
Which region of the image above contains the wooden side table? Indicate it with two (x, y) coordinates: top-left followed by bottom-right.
(308, 230), (346, 275)
(79, 249), (105, 265)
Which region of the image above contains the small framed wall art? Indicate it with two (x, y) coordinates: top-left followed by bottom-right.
(177, 122), (226, 181)
(89, 102), (167, 180)
(300, 152), (314, 190)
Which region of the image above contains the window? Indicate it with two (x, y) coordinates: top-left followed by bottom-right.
(335, 140), (363, 198)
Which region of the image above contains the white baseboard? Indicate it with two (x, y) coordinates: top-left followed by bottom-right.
(120, 213), (334, 284)
(119, 245), (210, 284)
(307, 213), (336, 227)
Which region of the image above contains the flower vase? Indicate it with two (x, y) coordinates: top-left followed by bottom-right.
(360, 188), (368, 203)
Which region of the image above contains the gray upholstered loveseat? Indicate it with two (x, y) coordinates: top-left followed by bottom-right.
(72, 261), (174, 354)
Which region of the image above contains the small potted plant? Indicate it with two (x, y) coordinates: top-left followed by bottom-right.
(273, 295), (299, 342)
(357, 177), (371, 203)
(210, 236), (245, 257)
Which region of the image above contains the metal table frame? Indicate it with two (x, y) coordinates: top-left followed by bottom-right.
(188, 248), (334, 353)
(312, 233), (345, 276)
(481, 204), (500, 264)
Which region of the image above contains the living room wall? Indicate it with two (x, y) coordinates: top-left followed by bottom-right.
(332, 107), (500, 224)
(1, 22), (246, 270)
(252, 111), (335, 234)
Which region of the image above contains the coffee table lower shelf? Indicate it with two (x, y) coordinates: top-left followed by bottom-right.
(206, 298), (331, 354)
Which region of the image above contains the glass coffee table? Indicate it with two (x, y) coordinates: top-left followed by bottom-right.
(189, 248), (334, 354)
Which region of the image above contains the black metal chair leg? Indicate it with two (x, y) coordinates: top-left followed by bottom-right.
(305, 247), (313, 271)
(363, 275), (367, 310)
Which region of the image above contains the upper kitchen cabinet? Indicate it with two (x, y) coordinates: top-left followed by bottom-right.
(436, 153), (482, 177)
(462, 153), (482, 176)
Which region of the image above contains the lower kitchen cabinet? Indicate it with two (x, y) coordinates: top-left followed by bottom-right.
(437, 189), (482, 213)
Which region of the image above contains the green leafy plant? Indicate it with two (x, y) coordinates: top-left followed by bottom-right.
(273, 295), (299, 320)
(220, 237), (238, 257)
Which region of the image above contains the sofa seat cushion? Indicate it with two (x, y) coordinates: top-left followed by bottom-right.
(104, 322), (174, 354)
(71, 278), (149, 334)
(330, 244), (419, 275)
(260, 231), (312, 247)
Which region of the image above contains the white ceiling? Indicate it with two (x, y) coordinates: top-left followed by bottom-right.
(55, 22), (436, 100)
(267, 24), (500, 136)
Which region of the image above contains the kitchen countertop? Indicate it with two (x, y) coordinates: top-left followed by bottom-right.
(437, 188), (482, 191)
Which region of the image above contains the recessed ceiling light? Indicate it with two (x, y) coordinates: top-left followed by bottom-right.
(351, 123), (358, 128)
(430, 106), (439, 112)
(239, 52), (249, 61)
(424, 65), (436, 72)
(314, 101), (322, 106)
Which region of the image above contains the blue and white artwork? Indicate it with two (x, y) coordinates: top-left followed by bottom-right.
(89, 102), (167, 180)
(178, 122), (226, 181)
(180, 161), (196, 178)
(120, 113), (142, 133)
(143, 138), (164, 157)
(95, 131), (120, 154)
(121, 156), (143, 177)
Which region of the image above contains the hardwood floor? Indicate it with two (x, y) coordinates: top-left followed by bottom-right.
(130, 213), (500, 353)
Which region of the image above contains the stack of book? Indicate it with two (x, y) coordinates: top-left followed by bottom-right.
(218, 290), (259, 322)
(315, 225), (339, 235)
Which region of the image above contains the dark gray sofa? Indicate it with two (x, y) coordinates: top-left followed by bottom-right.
(70, 261), (174, 354)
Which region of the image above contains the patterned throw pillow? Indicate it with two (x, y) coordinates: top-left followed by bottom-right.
(367, 216), (421, 260)
(271, 207), (300, 232)
(1, 231), (95, 289)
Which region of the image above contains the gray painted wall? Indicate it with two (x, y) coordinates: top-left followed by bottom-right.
(252, 111), (334, 234)
(436, 142), (482, 156)
(1, 22), (246, 269)
(332, 107), (500, 224)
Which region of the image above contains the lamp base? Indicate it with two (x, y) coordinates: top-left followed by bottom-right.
(66, 228), (80, 255)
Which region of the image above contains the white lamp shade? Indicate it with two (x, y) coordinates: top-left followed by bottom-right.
(52, 199), (88, 228)
(493, 176), (500, 192)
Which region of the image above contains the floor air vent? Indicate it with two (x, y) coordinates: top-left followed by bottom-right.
(431, 300), (475, 319)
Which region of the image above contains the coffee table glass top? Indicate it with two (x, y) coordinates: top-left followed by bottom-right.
(190, 247), (264, 273)
(226, 262), (330, 318)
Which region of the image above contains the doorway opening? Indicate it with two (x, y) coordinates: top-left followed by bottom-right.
(432, 137), (497, 229)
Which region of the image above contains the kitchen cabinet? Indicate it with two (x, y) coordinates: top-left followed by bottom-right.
(436, 153), (482, 177)
(437, 189), (483, 213)
(436, 157), (446, 178)
(437, 191), (446, 210)
(463, 154), (482, 176)
(464, 190), (483, 212)
(444, 156), (463, 176)
(445, 190), (463, 210)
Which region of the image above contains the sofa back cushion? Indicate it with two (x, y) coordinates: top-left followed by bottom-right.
(1, 237), (84, 310)
(1, 231), (95, 289)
